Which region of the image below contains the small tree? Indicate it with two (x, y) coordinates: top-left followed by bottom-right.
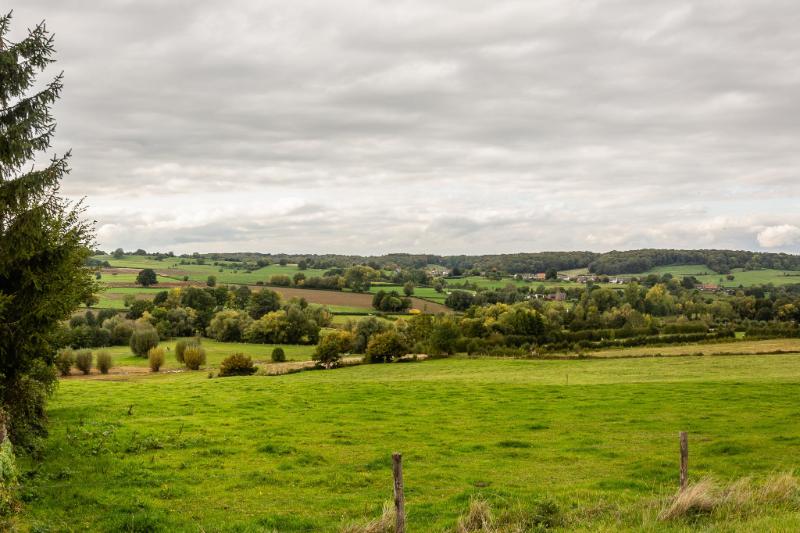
(206, 275), (216, 287)
(314, 331), (354, 368)
(365, 331), (408, 363)
(445, 290), (474, 311)
(136, 268), (157, 287)
(130, 327), (159, 357)
(403, 281), (415, 296)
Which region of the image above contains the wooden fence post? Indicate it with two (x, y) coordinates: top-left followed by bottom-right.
(679, 431), (688, 490)
(392, 452), (406, 533)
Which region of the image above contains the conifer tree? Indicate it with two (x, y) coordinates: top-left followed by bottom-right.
(0, 12), (96, 448)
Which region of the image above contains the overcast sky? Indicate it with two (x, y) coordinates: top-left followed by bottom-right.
(11, 1), (800, 255)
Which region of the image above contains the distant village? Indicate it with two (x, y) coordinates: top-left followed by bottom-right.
(426, 266), (731, 296)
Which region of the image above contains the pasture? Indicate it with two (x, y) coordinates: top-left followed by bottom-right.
(19, 353), (800, 531)
(628, 264), (800, 287)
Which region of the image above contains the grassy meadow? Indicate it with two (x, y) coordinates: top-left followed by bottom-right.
(18, 353), (800, 531)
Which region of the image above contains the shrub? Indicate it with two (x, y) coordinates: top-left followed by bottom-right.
(271, 347), (286, 362)
(148, 347), (165, 372)
(314, 330), (354, 368)
(130, 327), (159, 357)
(175, 338), (200, 363)
(207, 309), (252, 342)
(365, 331), (408, 363)
(0, 439), (19, 518)
(74, 350), (93, 375)
(95, 350), (112, 374)
(55, 349), (75, 377)
(183, 345), (207, 370)
(218, 353), (257, 377)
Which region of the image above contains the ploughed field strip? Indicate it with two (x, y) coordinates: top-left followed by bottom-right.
(19, 355), (800, 531)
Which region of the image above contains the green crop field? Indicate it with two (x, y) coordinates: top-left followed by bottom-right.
(18, 353), (800, 531)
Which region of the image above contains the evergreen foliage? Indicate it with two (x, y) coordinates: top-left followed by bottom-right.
(0, 12), (95, 449)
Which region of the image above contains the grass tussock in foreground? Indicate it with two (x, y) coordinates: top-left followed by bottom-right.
(659, 473), (800, 523)
(341, 501), (395, 533)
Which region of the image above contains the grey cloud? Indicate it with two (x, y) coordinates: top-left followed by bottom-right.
(10, 0), (800, 254)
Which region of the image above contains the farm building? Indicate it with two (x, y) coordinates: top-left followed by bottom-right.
(546, 291), (567, 301)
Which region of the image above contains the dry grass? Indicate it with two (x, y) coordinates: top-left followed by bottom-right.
(341, 501), (395, 533)
(659, 479), (718, 520)
(660, 473), (800, 522)
(457, 497), (495, 532)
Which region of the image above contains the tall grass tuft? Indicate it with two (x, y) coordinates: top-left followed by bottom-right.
(660, 473), (800, 522)
(341, 501), (395, 533)
(457, 497), (495, 532)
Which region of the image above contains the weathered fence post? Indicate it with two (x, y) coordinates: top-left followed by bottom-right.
(679, 431), (688, 490)
(392, 452), (406, 533)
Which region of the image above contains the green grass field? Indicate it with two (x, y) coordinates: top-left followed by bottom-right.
(368, 284), (448, 304)
(94, 255), (329, 286)
(18, 354), (800, 531)
(625, 264), (800, 287)
(444, 265), (800, 294)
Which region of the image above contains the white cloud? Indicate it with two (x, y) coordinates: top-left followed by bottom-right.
(757, 225), (800, 249)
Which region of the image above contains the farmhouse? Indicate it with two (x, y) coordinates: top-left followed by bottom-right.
(427, 267), (450, 277)
(699, 283), (720, 292)
(546, 291), (567, 301)
(517, 272), (547, 281)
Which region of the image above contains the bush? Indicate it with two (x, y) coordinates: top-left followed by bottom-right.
(218, 353), (257, 377)
(0, 439), (19, 518)
(96, 350), (113, 374)
(175, 338), (201, 363)
(183, 345), (207, 370)
(148, 347), (165, 372)
(365, 331), (409, 363)
(55, 349), (75, 377)
(74, 350), (93, 375)
(314, 330), (354, 368)
(271, 347), (286, 362)
(130, 327), (159, 357)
